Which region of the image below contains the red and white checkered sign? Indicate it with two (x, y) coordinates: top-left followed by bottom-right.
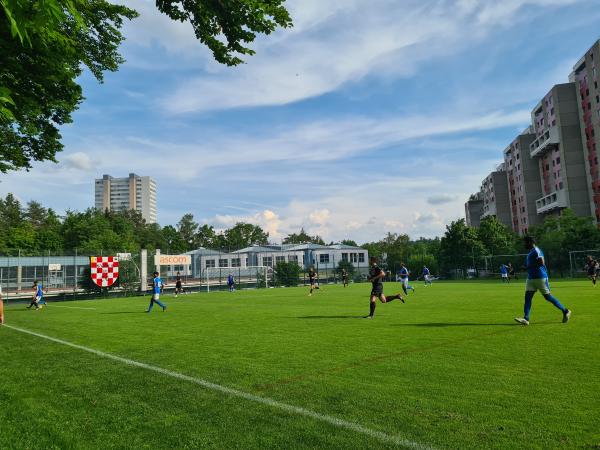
(90, 256), (119, 287)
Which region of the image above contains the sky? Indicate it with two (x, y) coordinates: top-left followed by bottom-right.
(2, 0), (600, 243)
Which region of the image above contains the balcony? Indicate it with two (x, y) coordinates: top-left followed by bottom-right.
(529, 127), (559, 158)
(536, 190), (568, 214)
(481, 203), (497, 218)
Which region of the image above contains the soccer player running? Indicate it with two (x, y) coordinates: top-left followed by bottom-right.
(422, 266), (433, 286)
(500, 264), (509, 283)
(399, 263), (415, 295)
(227, 274), (235, 292)
(27, 281), (43, 310)
(147, 271), (167, 313)
(584, 255), (598, 286)
(364, 257), (404, 319)
(174, 271), (184, 297)
(514, 236), (571, 326)
(342, 269), (349, 288)
(508, 262), (517, 280)
(308, 267), (319, 296)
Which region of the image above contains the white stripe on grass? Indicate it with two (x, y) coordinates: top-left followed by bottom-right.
(4, 324), (432, 450)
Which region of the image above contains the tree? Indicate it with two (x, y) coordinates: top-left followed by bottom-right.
(283, 228), (325, 245)
(439, 219), (486, 274)
(340, 239), (358, 247)
(176, 213), (199, 249)
(1, 0), (138, 172)
(1, 0), (292, 172)
(195, 224), (218, 248)
(477, 216), (518, 256)
(222, 222), (269, 250)
(162, 225), (188, 254)
(156, 0), (292, 66)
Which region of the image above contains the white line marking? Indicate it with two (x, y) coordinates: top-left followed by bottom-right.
(50, 305), (97, 310)
(4, 324), (432, 449)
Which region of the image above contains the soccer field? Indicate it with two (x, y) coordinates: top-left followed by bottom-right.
(1, 281), (598, 449)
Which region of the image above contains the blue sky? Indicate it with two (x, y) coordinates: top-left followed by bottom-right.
(2, 0), (600, 242)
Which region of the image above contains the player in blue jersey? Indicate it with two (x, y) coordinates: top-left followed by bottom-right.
(514, 236), (571, 326)
(422, 266), (432, 286)
(27, 281), (44, 310)
(227, 274), (235, 292)
(147, 272), (167, 313)
(500, 264), (509, 283)
(399, 263), (415, 295)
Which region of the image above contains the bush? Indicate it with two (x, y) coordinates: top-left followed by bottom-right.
(274, 262), (301, 287)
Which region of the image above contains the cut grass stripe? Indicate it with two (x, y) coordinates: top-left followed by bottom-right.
(4, 324), (433, 450)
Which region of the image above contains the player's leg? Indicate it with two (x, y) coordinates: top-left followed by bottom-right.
(401, 279), (408, 295)
(365, 295), (377, 318)
(539, 280), (570, 322)
(515, 280), (536, 325)
(0, 296), (4, 324)
(380, 292), (405, 303)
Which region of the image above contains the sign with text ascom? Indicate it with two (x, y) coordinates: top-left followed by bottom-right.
(154, 254), (191, 266)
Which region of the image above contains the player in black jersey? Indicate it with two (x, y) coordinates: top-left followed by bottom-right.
(308, 267), (319, 296)
(342, 269), (349, 288)
(365, 257), (404, 319)
(585, 255), (598, 286)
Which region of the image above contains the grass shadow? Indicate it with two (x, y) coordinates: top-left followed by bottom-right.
(394, 322), (555, 327)
(297, 315), (365, 319)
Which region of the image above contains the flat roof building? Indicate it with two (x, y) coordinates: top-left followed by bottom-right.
(570, 39), (600, 222)
(465, 191), (484, 228)
(529, 83), (590, 218)
(480, 164), (512, 228)
(95, 173), (157, 223)
(504, 130), (542, 235)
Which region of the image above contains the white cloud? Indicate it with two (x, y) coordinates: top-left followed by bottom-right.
(427, 194), (458, 205)
(150, 0), (580, 113)
(60, 152), (94, 171)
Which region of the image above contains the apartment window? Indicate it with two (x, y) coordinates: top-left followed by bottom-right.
(288, 255), (298, 263)
(556, 157), (560, 164)
(350, 253), (358, 263)
(205, 259), (215, 268)
(341, 253), (348, 262)
(262, 257), (273, 267)
(219, 259), (228, 268)
(231, 258), (241, 267)
(559, 181), (564, 189)
(319, 254), (330, 264)
(245, 258), (249, 267)
(275, 256), (286, 264)
(359, 253), (365, 263)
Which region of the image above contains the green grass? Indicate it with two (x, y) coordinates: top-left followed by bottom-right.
(1, 280), (599, 449)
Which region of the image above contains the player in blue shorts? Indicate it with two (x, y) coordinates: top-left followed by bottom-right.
(147, 271), (167, 312)
(422, 266), (432, 286)
(399, 263), (415, 295)
(500, 264), (509, 283)
(227, 274), (235, 292)
(514, 236), (571, 326)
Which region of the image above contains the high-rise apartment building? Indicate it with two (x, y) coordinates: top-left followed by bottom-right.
(570, 39), (600, 222)
(465, 191), (484, 228)
(95, 173), (157, 223)
(480, 164), (512, 228)
(504, 129), (542, 235)
(529, 83), (590, 218)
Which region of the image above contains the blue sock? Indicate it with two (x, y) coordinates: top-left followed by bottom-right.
(409, 285), (414, 291)
(402, 285), (408, 295)
(147, 299), (154, 312)
(543, 294), (566, 313)
(155, 300), (166, 309)
(524, 291), (534, 321)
